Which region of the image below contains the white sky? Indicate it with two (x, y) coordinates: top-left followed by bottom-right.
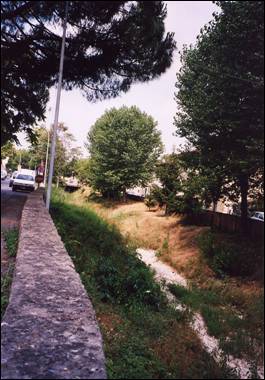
(17, 1), (218, 156)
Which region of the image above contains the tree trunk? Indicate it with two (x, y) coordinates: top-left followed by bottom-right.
(239, 174), (249, 234)
(122, 187), (127, 203)
(212, 201), (217, 212)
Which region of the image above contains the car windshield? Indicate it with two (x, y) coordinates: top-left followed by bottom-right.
(16, 174), (34, 181)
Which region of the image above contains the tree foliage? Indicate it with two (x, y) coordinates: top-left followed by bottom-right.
(28, 123), (82, 178)
(74, 158), (91, 185)
(147, 153), (205, 215)
(1, 1), (176, 145)
(87, 106), (163, 198)
(174, 1), (264, 226)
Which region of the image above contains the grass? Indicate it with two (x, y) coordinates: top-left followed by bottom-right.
(50, 188), (235, 379)
(4, 229), (19, 257)
(1, 228), (19, 320)
(168, 283), (264, 366)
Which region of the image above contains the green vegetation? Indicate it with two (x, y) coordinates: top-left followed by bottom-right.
(2, 1), (175, 145)
(1, 229), (19, 320)
(197, 230), (263, 278)
(1, 265), (14, 320)
(168, 282), (264, 365)
(175, 1), (264, 228)
(87, 106), (163, 200)
(4, 229), (19, 258)
(1, 125), (82, 178)
(145, 152), (222, 216)
(50, 188), (235, 379)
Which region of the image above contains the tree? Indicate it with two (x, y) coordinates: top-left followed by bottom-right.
(74, 158), (91, 185)
(149, 152), (205, 216)
(87, 106), (163, 199)
(174, 1), (264, 230)
(1, 1), (176, 145)
(154, 153), (182, 214)
(28, 123), (82, 180)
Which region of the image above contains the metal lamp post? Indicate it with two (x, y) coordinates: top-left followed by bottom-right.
(43, 127), (50, 187)
(45, 1), (68, 209)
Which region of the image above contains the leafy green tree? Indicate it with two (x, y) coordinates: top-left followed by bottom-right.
(87, 106), (163, 199)
(28, 123), (82, 180)
(154, 153), (182, 214)
(174, 1), (264, 230)
(177, 149), (226, 211)
(74, 158), (91, 185)
(1, 1), (175, 145)
(149, 152), (204, 215)
(1, 142), (17, 171)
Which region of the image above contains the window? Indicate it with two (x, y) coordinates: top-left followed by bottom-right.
(16, 174), (34, 181)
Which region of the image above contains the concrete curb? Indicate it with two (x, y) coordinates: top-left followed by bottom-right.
(1, 189), (107, 379)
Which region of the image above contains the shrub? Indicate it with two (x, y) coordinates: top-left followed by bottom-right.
(144, 195), (157, 211)
(197, 231), (263, 278)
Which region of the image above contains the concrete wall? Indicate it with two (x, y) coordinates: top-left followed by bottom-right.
(1, 189), (107, 379)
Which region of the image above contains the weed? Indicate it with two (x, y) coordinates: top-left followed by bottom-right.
(3, 229), (19, 258)
(1, 264), (15, 319)
(161, 234), (170, 255)
(1, 230), (19, 320)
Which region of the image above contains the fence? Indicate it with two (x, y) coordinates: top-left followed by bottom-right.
(189, 210), (264, 241)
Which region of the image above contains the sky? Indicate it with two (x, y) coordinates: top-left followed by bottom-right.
(17, 1), (219, 156)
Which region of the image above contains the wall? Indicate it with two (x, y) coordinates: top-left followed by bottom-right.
(1, 189), (107, 379)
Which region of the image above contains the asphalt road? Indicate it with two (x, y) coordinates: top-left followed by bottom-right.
(1, 178), (28, 232)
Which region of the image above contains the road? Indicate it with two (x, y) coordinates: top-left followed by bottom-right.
(1, 178), (28, 231)
(1, 178), (28, 275)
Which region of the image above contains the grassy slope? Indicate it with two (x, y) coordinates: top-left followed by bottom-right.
(50, 189), (234, 379)
(66, 188), (264, 370)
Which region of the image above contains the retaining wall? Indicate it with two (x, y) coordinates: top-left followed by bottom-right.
(1, 189), (107, 379)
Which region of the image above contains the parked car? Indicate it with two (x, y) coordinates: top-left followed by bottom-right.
(12, 169), (36, 192)
(1, 169), (7, 180)
(251, 211), (264, 222)
(9, 171), (18, 187)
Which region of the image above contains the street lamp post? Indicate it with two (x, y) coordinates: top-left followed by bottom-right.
(44, 128), (50, 187)
(45, 1), (68, 209)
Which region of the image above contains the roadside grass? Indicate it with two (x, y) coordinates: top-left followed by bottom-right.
(50, 188), (235, 379)
(4, 228), (19, 257)
(1, 228), (19, 320)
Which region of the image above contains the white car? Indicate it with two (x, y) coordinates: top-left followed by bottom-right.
(12, 169), (36, 192)
(251, 211), (264, 222)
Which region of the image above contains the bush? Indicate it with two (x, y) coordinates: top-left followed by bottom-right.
(197, 231), (262, 278)
(144, 195), (157, 210)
